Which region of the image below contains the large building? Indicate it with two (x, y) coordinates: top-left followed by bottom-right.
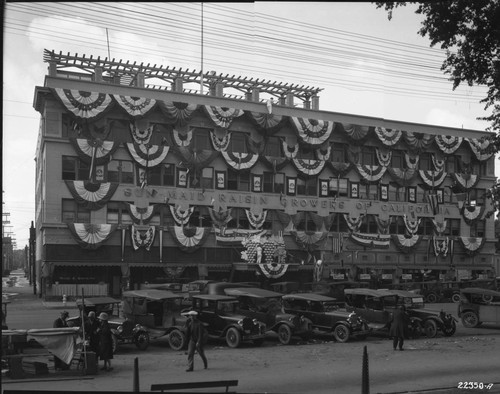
(33, 49), (498, 299)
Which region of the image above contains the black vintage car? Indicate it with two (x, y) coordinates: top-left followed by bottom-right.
(187, 294), (266, 348)
(224, 287), (313, 345)
(344, 288), (456, 338)
(458, 287), (500, 328)
(281, 293), (370, 343)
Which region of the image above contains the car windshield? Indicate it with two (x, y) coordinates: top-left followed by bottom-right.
(219, 300), (238, 314)
(249, 297), (282, 314)
(322, 301), (340, 312)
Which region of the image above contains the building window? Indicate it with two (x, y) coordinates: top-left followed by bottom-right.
(328, 214), (349, 233)
(108, 160), (134, 184)
(419, 152), (432, 171)
(331, 144), (347, 163)
(359, 214), (378, 233)
(200, 167), (214, 190)
(471, 159), (487, 176)
(106, 201), (133, 224)
(263, 172), (285, 194)
(417, 217), (434, 236)
(264, 136), (282, 157)
(388, 184), (405, 202)
(389, 216), (406, 235)
(226, 208), (249, 229)
(193, 128), (210, 150)
(469, 188), (485, 206)
(359, 184), (378, 200)
(445, 219), (460, 236)
(446, 155), (461, 173)
(296, 211), (316, 231)
(62, 156), (90, 180)
(470, 220), (485, 237)
(297, 178), (317, 196)
(391, 150), (404, 169)
(188, 207), (213, 227)
(229, 132), (247, 153)
(62, 199), (90, 223)
(227, 169), (250, 191)
(329, 178), (348, 197)
(298, 145), (314, 160)
(361, 147), (375, 165)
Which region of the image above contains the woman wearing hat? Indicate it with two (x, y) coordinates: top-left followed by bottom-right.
(97, 312), (113, 371)
(53, 311), (70, 370)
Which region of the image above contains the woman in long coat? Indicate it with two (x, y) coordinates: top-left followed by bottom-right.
(97, 312), (113, 371)
(389, 304), (408, 351)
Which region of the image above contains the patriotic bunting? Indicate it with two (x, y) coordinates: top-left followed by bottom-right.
(171, 226), (210, 253)
(129, 122), (154, 145)
(350, 232), (391, 249)
(405, 153), (420, 170)
(125, 203), (158, 225)
(214, 228), (266, 245)
(426, 193), (440, 215)
(209, 130), (231, 152)
(169, 205), (195, 226)
(375, 216), (391, 234)
(403, 214), (421, 235)
(245, 209), (268, 229)
(419, 169), (447, 188)
(332, 232), (344, 254)
(112, 95), (156, 117)
(131, 225), (156, 251)
(466, 138), (494, 161)
(173, 128), (193, 147)
(67, 223), (117, 250)
(392, 234), (422, 254)
(458, 236), (485, 255)
(290, 118), (334, 146)
(53, 88), (113, 119)
(387, 168), (417, 186)
(450, 173), (479, 191)
(125, 142), (170, 167)
(354, 164), (387, 183)
(221, 151), (259, 171)
(432, 218), (447, 235)
(454, 192), (469, 210)
(374, 127), (402, 146)
(292, 158), (326, 176)
(203, 106), (244, 128)
(375, 148), (392, 167)
(343, 214), (364, 232)
(157, 101), (198, 125)
(290, 231), (328, 251)
(342, 124), (371, 143)
(327, 162), (353, 177)
(433, 236), (449, 257)
(64, 181), (118, 210)
(435, 135), (463, 154)
(282, 140), (299, 159)
(403, 131), (434, 150)
(208, 208), (233, 227)
(69, 138), (119, 165)
(462, 204), (486, 225)
(259, 156), (290, 173)
(316, 145), (331, 161)
(248, 111), (286, 134)
(432, 155), (446, 171)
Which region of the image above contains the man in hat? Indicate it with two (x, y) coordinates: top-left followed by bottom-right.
(183, 310), (208, 372)
(53, 311), (69, 370)
(389, 303), (408, 351)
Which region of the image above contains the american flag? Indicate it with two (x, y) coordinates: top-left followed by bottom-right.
(426, 193), (439, 215)
(332, 232), (343, 254)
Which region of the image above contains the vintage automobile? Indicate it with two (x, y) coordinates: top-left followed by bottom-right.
(120, 289), (188, 351)
(458, 287), (500, 328)
(281, 293), (370, 343)
(269, 281), (301, 294)
(344, 288), (453, 338)
(387, 289), (457, 337)
(223, 287), (313, 345)
(202, 281), (253, 296)
(304, 281), (369, 302)
(187, 294), (266, 348)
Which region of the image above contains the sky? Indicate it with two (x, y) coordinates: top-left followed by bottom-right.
(2, 2), (499, 248)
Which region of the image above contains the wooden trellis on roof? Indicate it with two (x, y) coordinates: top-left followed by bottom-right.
(43, 49), (323, 103)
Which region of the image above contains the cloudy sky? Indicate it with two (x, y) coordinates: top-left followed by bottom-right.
(3, 2), (498, 247)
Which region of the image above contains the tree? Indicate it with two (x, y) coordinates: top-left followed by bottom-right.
(375, 1), (500, 215)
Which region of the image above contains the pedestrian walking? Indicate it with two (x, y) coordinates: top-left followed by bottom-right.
(183, 310), (208, 372)
(390, 303), (408, 351)
(53, 311), (70, 370)
(97, 312), (113, 371)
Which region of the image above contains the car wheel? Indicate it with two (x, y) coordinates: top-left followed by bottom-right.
(225, 327), (241, 348)
(423, 319), (438, 338)
(442, 320), (456, 337)
(482, 294), (493, 303)
(461, 311), (479, 328)
(426, 293), (438, 303)
(451, 293), (461, 303)
(168, 329), (186, 351)
(134, 331), (150, 350)
(278, 324), (293, 345)
(333, 324), (350, 343)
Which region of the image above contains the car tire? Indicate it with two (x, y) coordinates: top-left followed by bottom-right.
(134, 331), (150, 350)
(482, 294), (493, 303)
(277, 324), (293, 345)
(461, 311), (479, 328)
(426, 293), (438, 303)
(423, 319), (438, 338)
(168, 329), (186, 351)
(442, 320), (456, 336)
(451, 293), (461, 303)
(226, 327), (241, 348)
(333, 324), (350, 343)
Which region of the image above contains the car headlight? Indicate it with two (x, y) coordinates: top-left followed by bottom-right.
(238, 319), (243, 326)
(117, 326), (123, 333)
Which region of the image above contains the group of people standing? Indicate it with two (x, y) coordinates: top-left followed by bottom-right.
(53, 310), (114, 372)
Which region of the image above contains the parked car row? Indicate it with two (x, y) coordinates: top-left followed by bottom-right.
(67, 284), (500, 354)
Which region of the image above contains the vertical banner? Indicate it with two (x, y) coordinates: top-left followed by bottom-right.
(437, 189), (444, 203)
(380, 184), (388, 201)
(286, 177), (296, 196)
(252, 174), (263, 192)
(95, 165), (105, 182)
(159, 228), (163, 262)
(408, 186), (416, 203)
(177, 168), (188, 187)
(215, 170), (226, 189)
(350, 182), (359, 198)
(319, 179), (329, 197)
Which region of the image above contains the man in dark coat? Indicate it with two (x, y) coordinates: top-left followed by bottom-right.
(85, 311), (100, 359)
(53, 311), (70, 370)
(97, 312), (113, 371)
(183, 310), (208, 372)
(389, 304), (408, 351)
